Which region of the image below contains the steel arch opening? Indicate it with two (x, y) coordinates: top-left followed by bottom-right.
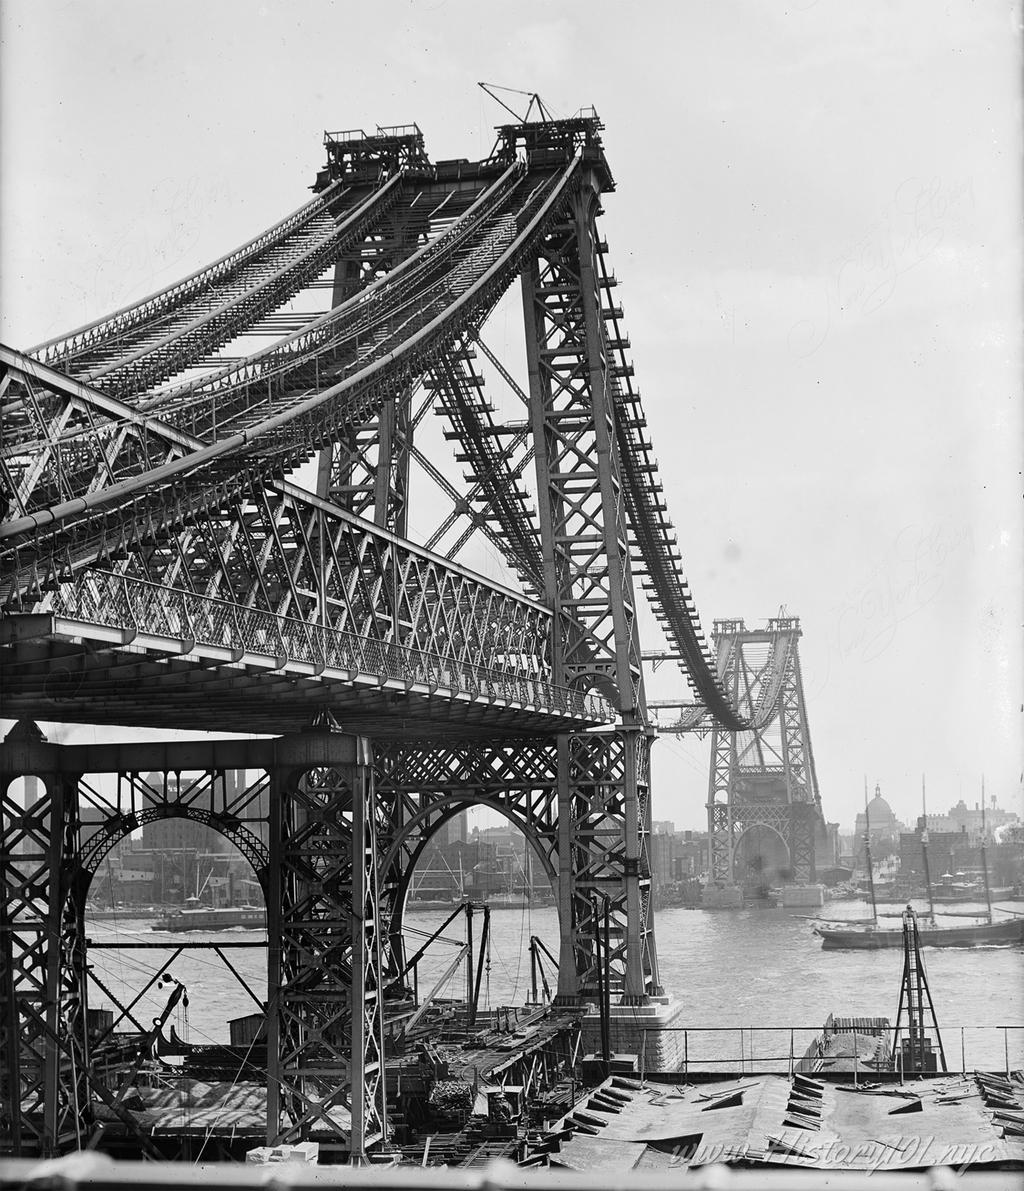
(382, 798), (559, 1007)
(732, 823), (792, 897)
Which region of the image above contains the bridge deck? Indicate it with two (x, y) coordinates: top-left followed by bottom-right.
(0, 616), (609, 736)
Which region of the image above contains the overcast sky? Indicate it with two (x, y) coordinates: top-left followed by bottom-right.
(1, 1), (1020, 835)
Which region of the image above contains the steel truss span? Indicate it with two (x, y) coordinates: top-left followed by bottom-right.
(1, 113), (809, 1159)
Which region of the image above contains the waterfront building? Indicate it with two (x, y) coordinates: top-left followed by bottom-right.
(852, 783), (906, 862)
(406, 817), (559, 903)
(139, 769), (264, 852)
(818, 820), (842, 869)
(899, 818), (1024, 887)
(649, 829), (704, 888)
(900, 819), (970, 880)
(924, 795), (1020, 841)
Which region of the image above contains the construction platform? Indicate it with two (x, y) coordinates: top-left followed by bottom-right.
(74, 1003), (585, 1164)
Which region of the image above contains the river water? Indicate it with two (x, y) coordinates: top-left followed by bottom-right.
(84, 898), (1022, 1072)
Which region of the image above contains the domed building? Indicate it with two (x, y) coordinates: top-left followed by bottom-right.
(853, 782), (905, 859)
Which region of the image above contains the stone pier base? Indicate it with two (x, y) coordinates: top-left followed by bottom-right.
(781, 883), (825, 908)
(581, 995), (688, 1074)
(701, 883), (744, 909)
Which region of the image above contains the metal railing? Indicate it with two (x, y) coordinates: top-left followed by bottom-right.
(639, 1024), (1024, 1078)
(50, 572), (612, 722)
(0, 1155), (1013, 1190)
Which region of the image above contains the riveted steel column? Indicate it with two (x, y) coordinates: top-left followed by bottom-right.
(265, 766), (285, 1144)
(521, 168), (656, 1005)
(553, 736), (577, 1001)
(264, 728), (385, 1160)
(0, 725), (87, 1157)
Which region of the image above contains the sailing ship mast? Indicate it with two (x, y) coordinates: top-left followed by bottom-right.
(980, 776), (993, 924)
(920, 775), (936, 925)
(863, 778), (878, 925)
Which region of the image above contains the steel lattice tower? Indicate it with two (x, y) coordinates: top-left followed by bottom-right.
(706, 617), (824, 890)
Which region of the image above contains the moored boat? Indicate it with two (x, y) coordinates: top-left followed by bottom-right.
(796, 1013), (893, 1072)
(151, 904), (266, 932)
(814, 915), (1023, 949)
(826, 778), (1023, 948)
(932, 876), (1014, 902)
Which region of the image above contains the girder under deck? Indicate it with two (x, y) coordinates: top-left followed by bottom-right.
(0, 630), (602, 737)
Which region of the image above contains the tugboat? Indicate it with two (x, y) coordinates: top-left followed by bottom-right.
(151, 898), (266, 931)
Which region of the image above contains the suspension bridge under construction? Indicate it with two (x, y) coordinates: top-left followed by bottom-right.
(0, 110), (828, 1161)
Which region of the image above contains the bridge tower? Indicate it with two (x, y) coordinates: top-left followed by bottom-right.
(706, 617), (823, 896)
(308, 114), (665, 1013)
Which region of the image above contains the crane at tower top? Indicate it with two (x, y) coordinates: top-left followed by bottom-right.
(477, 81), (554, 123)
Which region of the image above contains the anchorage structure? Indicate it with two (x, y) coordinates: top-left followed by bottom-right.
(706, 617), (824, 890)
(1, 114), (802, 1159)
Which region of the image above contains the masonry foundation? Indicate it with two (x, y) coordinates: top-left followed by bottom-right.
(701, 884), (744, 909)
(581, 995), (688, 1074)
(781, 884), (825, 908)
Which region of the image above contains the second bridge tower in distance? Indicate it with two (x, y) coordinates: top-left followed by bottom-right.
(705, 616), (829, 909)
